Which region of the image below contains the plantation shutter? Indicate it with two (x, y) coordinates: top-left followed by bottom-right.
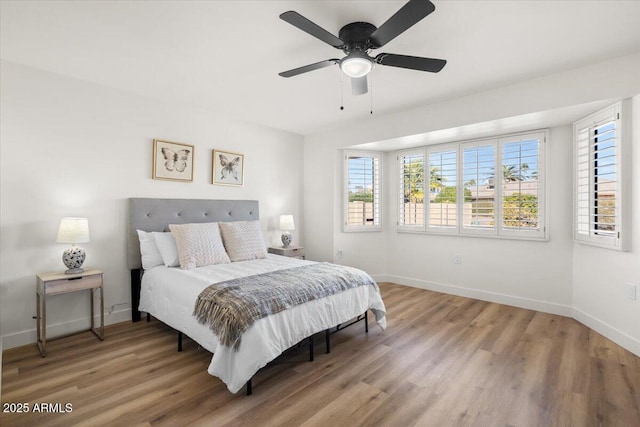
(344, 151), (381, 231)
(574, 103), (625, 249)
(398, 151), (425, 229)
(461, 141), (497, 235)
(499, 133), (545, 238)
(427, 146), (458, 232)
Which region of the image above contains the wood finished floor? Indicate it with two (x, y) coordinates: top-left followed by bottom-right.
(2, 283), (639, 427)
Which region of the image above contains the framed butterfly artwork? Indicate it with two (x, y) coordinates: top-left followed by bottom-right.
(212, 149), (244, 186)
(152, 139), (194, 182)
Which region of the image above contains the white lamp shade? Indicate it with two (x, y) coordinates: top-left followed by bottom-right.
(56, 218), (90, 244)
(279, 214), (295, 231)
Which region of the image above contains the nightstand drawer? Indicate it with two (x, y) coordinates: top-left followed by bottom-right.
(268, 246), (305, 258)
(37, 270), (103, 296)
(44, 274), (102, 295)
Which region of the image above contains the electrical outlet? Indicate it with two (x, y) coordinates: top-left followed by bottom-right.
(335, 250), (344, 260)
(626, 282), (637, 300)
(109, 302), (129, 314)
(454, 255), (462, 264)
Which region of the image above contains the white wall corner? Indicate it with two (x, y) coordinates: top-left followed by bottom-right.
(572, 307), (640, 358)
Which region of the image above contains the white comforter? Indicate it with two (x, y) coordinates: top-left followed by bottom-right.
(139, 254), (387, 393)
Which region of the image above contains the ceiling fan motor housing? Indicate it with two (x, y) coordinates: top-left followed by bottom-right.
(339, 22), (378, 53)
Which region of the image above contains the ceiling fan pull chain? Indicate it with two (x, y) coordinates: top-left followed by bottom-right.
(340, 71), (345, 111)
(370, 75), (374, 115)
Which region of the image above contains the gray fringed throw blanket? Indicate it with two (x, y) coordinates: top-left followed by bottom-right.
(193, 262), (382, 350)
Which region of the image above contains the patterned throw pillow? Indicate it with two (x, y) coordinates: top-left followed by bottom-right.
(219, 221), (268, 262)
(169, 222), (230, 270)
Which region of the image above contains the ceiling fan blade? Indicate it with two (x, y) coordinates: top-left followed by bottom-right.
(280, 11), (344, 48)
(369, 0), (435, 48)
(351, 76), (368, 96)
(375, 53), (446, 73)
(279, 59), (339, 78)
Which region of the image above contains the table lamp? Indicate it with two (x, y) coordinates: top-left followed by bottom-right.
(56, 217), (90, 274)
(279, 214), (295, 248)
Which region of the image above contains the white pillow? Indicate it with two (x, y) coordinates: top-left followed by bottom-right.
(219, 220), (267, 262)
(169, 222), (230, 270)
(136, 230), (164, 270)
(153, 232), (180, 267)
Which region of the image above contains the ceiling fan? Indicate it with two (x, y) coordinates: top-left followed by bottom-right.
(278, 0), (447, 96)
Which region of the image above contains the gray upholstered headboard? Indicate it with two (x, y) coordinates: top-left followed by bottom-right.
(127, 198), (259, 270)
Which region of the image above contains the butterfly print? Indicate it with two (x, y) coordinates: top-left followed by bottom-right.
(219, 154), (241, 181)
(161, 148), (191, 173)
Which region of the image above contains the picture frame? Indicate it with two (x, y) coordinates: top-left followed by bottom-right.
(152, 139), (194, 182)
(212, 149), (244, 186)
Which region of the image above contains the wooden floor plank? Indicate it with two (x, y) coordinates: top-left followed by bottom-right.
(2, 283), (639, 426)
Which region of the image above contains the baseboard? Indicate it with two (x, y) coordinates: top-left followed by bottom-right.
(572, 307), (640, 357)
(374, 274), (640, 358)
(375, 274), (573, 317)
(1, 308), (132, 350)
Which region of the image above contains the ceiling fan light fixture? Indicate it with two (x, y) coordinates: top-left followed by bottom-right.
(339, 54), (373, 78)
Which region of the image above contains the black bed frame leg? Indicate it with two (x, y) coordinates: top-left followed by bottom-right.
(309, 334), (314, 362)
(131, 269), (142, 322)
(178, 331), (183, 352)
(246, 379), (252, 396)
(325, 329), (331, 354)
(146, 313), (151, 322)
(365, 310), (369, 333)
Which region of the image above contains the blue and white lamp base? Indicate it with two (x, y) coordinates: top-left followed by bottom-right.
(63, 245), (86, 274)
(281, 232), (292, 248)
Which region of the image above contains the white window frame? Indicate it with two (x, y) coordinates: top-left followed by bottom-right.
(395, 130), (548, 241)
(397, 148), (426, 232)
(343, 150), (382, 232)
(573, 100), (630, 251)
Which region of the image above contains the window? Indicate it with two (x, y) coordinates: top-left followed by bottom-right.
(462, 140), (496, 235)
(395, 130), (547, 240)
(344, 150), (381, 231)
(428, 145), (458, 233)
(574, 101), (629, 250)
(500, 134), (544, 238)
(398, 150), (424, 230)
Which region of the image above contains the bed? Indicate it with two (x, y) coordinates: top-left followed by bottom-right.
(127, 198), (386, 394)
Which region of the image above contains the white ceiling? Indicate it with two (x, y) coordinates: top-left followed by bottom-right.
(2, 1), (639, 136)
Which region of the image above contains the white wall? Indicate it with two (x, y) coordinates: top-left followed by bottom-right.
(382, 125), (574, 313)
(303, 54), (640, 355)
(0, 61), (305, 349)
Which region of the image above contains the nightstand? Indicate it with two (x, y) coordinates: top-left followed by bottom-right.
(36, 269), (104, 357)
(268, 246), (305, 259)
